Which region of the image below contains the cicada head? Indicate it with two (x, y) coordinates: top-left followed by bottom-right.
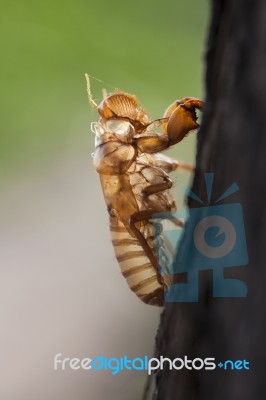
(98, 93), (151, 133)
(85, 74), (151, 136)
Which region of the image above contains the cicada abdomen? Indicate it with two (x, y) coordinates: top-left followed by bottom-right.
(109, 214), (166, 305)
(86, 74), (203, 306)
(108, 153), (176, 305)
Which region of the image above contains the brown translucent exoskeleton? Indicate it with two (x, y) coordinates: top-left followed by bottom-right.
(85, 74), (203, 306)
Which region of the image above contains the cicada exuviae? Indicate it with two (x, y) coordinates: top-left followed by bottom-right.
(85, 75), (203, 306)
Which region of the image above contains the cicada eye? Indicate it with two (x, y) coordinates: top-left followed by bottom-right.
(105, 119), (133, 136)
(91, 122), (104, 137)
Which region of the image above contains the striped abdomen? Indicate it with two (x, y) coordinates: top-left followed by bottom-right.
(110, 216), (164, 306)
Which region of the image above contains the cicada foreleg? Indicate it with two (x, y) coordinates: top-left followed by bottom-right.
(135, 97), (203, 154)
(163, 97), (203, 145)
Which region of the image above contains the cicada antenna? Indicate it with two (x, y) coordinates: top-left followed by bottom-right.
(85, 73), (99, 109)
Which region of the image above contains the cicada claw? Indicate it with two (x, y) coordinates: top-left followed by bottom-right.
(162, 97), (203, 145)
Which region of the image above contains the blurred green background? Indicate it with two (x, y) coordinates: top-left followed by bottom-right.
(0, 1), (208, 400)
(0, 0), (208, 183)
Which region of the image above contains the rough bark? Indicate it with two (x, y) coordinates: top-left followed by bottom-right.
(154, 1), (266, 399)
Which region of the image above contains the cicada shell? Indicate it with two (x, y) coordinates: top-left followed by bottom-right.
(86, 75), (203, 306)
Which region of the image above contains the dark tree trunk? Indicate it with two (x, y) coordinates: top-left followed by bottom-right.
(154, 1), (266, 399)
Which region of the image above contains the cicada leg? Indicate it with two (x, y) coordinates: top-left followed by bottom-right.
(177, 160), (195, 172)
(135, 98), (203, 154)
(162, 97), (203, 145)
(129, 174), (184, 286)
(140, 174), (184, 228)
(151, 153), (195, 173)
(141, 174), (173, 210)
